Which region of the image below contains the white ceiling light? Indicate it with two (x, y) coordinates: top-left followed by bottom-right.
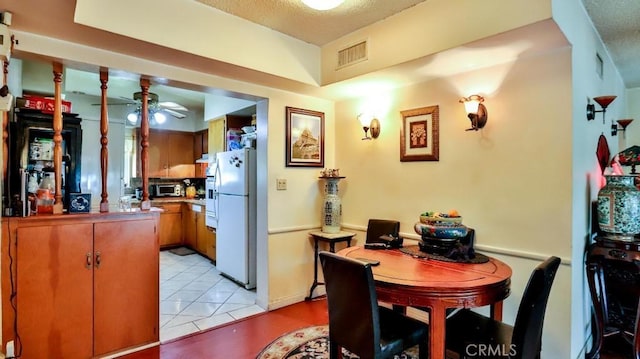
(302, 0), (345, 11)
(127, 112), (138, 124)
(153, 112), (167, 124)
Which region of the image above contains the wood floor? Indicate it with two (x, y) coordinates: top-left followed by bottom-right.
(118, 298), (328, 359)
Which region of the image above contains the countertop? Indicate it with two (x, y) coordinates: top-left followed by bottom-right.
(130, 197), (206, 207)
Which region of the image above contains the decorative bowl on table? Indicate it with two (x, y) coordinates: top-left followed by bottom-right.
(420, 214), (463, 225)
(414, 222), (468, 239)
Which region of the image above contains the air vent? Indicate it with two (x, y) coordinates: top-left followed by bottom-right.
(337, 40), (368, 69)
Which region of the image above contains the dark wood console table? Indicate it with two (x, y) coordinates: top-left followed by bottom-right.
(586, 236), (640, 359)
(305, 230), (355, 301)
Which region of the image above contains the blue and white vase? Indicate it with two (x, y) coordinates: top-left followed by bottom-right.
(597, 175), (640, 240)
(321, 177), (344, 233)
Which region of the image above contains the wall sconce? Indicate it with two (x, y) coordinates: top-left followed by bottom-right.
(358, 113), (380, 140)
(459, 95), (488, 131)
(586, 95), (616, 123)
(612, 118), (633, 137)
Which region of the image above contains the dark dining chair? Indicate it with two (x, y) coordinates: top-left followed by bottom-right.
(445, 256), (561, 359)
(319, 251), (428, 359)
(366, 219), (400, 244)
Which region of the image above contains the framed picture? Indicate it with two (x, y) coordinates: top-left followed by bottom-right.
(400, 105), (439, 162)
(286, 106), (325, 167)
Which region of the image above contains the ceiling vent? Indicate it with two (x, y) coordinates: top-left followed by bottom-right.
(337, 40), (368, 69)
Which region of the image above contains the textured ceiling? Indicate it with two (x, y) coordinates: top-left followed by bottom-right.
(195, 0), (426, 46)
(582, 0), (640, 87)
(195, 0), (640, 87)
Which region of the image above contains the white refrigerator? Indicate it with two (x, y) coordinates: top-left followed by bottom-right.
(215, 148), (257, 289)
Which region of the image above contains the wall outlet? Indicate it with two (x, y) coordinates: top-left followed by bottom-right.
(276, 178), (287, 190)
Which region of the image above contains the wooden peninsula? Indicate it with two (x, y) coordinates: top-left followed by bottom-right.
(1, 211), (160, 358)
(0, 62), (163, 358)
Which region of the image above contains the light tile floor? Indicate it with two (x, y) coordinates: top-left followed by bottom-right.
(159, 250), (265, 342)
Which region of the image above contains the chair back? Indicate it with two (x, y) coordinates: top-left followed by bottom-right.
(319, 251), (381, 358)
(366, 219), (400, 244)
(511, 256), (561, 359)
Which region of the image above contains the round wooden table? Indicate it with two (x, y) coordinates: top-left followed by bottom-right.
(338, 246), (512, 359)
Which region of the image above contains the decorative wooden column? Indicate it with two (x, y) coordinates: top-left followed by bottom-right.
(99, 69), (109, 212)
(2, 57), (8, 181)
(139, 78), (151, 211)
(2, 35), (12, 181)
(52, 62), (64, 214)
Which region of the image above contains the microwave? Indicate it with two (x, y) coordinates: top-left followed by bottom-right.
(154, 184), (181, 197)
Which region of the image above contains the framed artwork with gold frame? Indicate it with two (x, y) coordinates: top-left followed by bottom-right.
(285, 106), (325, 167)
(400, 105), (439, 162)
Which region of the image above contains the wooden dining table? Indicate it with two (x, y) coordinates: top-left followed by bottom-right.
(337, 245), (512, 359)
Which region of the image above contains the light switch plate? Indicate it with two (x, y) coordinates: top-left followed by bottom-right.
(276, 178), (287, 190)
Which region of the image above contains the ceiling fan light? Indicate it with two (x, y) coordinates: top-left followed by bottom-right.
(302, 0), (344, 11)
(127, 112), (138, 124)
(153, 111), (167, 124)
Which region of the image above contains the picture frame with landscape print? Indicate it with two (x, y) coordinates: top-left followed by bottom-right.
(286, 106), (325, 167)
(400, 105), (439, 162)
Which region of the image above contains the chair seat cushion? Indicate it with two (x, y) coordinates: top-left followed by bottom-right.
(378, 307), (428, 358)
(446, 309), (514, 356)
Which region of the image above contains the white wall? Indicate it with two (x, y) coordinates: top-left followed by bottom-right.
(335, 48), (572, 358)
(624, 87), (640, 147)
(553, 0), (628, 357)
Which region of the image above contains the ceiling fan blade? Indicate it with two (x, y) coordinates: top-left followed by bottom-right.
(91, 102), (136, 106)
(163, 108), (187, 119)
(159, 101), (188, 112)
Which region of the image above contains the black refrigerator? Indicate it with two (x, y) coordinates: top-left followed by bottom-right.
(5, 108), (82, 216)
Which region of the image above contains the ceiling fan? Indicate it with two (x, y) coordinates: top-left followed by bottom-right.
(96, 91), (189, 124)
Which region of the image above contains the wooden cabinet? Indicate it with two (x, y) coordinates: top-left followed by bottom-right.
(140, 129), (195, 178)
(194, 129), (209, 178)
(182, 203), (216, 261)
(197, 210), (217, 261)
(16, 223), (94, 358)
(586, 236), (640, 358)
(194, 129), (209, 159)
(208, 114), (253, 156)
(93, 219), (159, 356)
(157, 203), (183, 248)
(4, 214), (159, 358)
(183, 203), (197, 249)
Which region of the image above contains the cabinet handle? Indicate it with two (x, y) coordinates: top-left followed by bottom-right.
(95, 251), (102, 269)
(86, 253), (92, 269)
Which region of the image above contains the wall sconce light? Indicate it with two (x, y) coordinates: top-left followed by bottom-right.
(459, 95), (487, 131)
(612, 118), (634, 137)
(586, 95), (616, 123)
(358, 113), (380, 140)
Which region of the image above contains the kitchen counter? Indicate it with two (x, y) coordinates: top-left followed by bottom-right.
(130, 197), (206, 207)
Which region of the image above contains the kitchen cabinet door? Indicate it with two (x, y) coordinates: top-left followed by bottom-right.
(157, 203), (183, 248)
(16, 223), (94, 359)
(195, 209), (208, 254)
(147, 129), (168, 177)
(94, 218), (159, 356)
(183, 204), (197, 249)
(168, 131), (195, 178)
(196, 210), (216, 261)
(208, 118), (225, 157)
(138, 129), (195, 178)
